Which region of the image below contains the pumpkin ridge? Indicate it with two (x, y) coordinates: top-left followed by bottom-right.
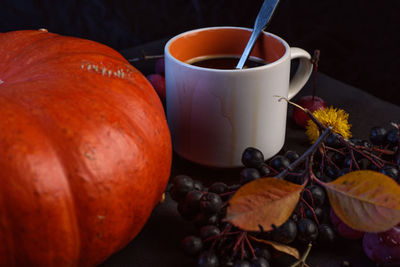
(0, 94), (82, 266)
(0, 177), (17, 266)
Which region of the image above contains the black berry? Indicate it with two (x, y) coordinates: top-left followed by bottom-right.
(297, 218), (319, 243)
(386, 128), (399, 145)
(198, 250), (219, 267)
(369, 126), (387, 146)
(242, 147), (265, 168)
(269, 155), (290, 171)
(209, 182), (229, 194)
(240, 168), (261, 185)
(170, 175), (194, 201)
(284, 150), (300, 163)
(200, 193), (223, 215)
(200, 225), (221, 240)
(324, 165), (338, 179)
(194, 213), (219, 228)
(220, 255), (235, 267)
(325, 134), (341, 148)
(306, 206), (325, 222)
(271, 219), (297, 244)
(332, 152), (345, 166)
(254, 247), (271, 261)
(182, 235), (203, 256)
(258, 163), (271, 176)
(234, 260), (251, 267)
(184, 190), (204, 213)
(303, 185), (326, 207)
(194, 180), (205, 191)
(381, 166), (399, 179)
(317, 224), (336, 246)
(251, 257), (270, 267)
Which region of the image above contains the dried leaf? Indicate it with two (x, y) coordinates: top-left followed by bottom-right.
(249, 235), (300, 259)
(324, 170), (400, 233)
(226, 178), (303, 231)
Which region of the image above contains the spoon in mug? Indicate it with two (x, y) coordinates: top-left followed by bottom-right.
(236, 0), (280, 69)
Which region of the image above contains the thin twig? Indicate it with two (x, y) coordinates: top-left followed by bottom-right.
(276, 127), (332, 179)
(233, 232), (246, 254)
(276, 96), (328, 131)
(300, 198), (320, 225)
(311, 50), (320, 101)
(128, 53), (164, 62)
(290, 243), (312, 267)
(244, 234), (256, 259)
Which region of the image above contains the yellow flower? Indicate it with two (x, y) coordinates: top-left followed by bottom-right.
(306, 106), (352, 143)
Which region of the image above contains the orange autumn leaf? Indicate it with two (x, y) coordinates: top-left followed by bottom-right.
(226, 178), (303, 231)
(324, 170), (400, 233)
(249, 235), (300, 260)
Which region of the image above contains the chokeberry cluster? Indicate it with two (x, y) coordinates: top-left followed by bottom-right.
(170, 171), (272, 267)
(169, 123), (400, 266)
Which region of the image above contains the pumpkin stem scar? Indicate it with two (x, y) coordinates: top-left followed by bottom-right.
(80, 62), (130, 80)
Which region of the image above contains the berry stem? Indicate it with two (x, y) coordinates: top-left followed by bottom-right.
(324, 146), (346, 155)
(322, 145), (340, 170)
(240, 236), (245, 260)
(319, 146), (325, 174)
(233, 231), (246, 255)
(244, 234), (256, 259)
(303, 188), (315, 208)
(277, 96), (327, 131)
(311, 50), (320, 101)
(300, 198), (320, 225)
(394, 122), (400, 166)
(339, 138), (386, 168)
(349, 149), (360, 170)
(299, 203), (305, 218)
(209, 223), (232, 250)
(222, 231), (243, 236)
(365, 146), (396, 155)
(276, 127), (332, 179)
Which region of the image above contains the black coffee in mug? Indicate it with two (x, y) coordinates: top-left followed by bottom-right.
(187, 55), (267, 69)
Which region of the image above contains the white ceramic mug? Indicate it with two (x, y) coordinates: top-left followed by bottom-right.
(164, 27), (313, 168)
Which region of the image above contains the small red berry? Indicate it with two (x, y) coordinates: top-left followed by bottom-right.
(146, 73), (166, 100)
(293, 95), (327, 128)
(330, 208), (364, 240)
(363, 224), (400, 265)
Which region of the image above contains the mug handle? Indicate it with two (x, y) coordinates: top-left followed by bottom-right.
(288, 47), (313, 100)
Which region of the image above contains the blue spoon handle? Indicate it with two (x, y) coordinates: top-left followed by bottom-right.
(236, 0), (280, 69)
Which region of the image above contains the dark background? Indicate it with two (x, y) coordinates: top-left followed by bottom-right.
(2, 0), (400, 106)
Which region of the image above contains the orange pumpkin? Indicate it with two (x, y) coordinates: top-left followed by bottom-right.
(0, 30), (172, 266)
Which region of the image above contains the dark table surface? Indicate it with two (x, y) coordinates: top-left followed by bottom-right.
(99, 40), (400, 267)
